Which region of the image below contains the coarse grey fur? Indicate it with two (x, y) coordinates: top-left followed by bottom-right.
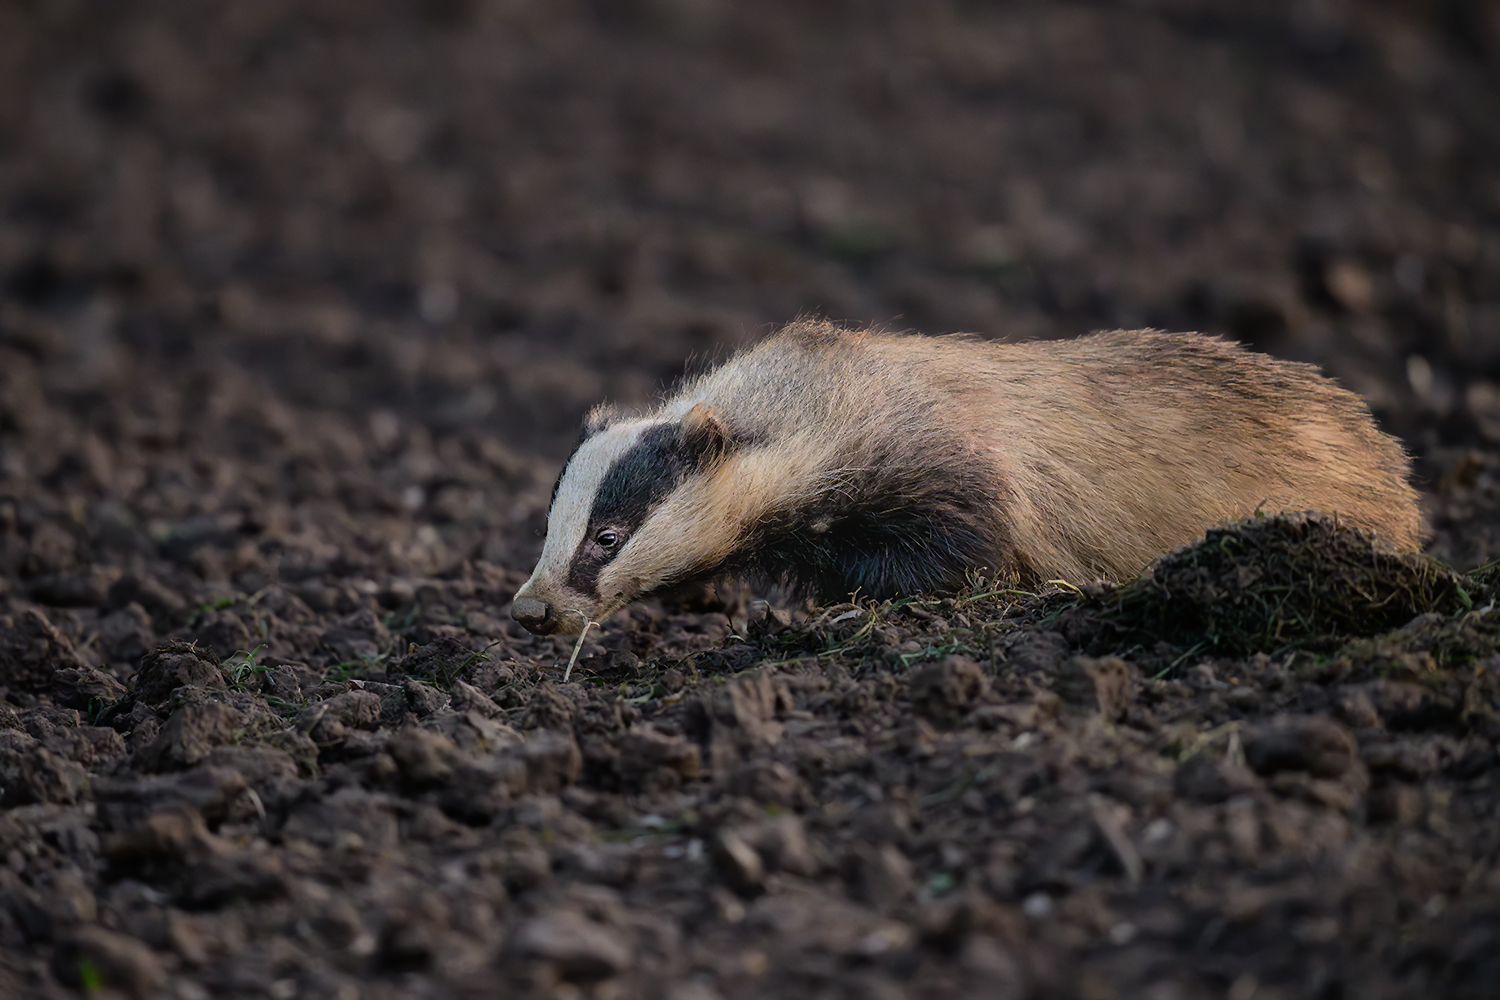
(512, 320), (1423, 635)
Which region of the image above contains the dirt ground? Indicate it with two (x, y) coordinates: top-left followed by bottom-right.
(3, 1), (1500, 997)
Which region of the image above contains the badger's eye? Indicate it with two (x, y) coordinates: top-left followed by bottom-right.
(595, 529), (620, 548)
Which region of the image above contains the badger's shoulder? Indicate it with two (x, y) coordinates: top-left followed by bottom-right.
(758, 318), (990, 358)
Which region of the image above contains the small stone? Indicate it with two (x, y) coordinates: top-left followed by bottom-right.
(136, 702), (244, 772)
(1360, 739), (1439, 778)
(600, 649), (642, 678)
(744, 815), (819, 877)
(37, 866), (97, 926)
(282, 788), (400, 853)
(520, 729), (583, 793)
(496, 843), (553, 892)
(1326, 258), (1374, 312)
(131, 642), (227, 706)
(54, 926), (165, 999)
(910, 656), (988, 724)
(387, 725), (463, 786)
(1054, 656), (1133, 720)
(1357, 680), (1458, 730)
(1368, 782), (1425, 824)
(705, 669), (787, 740)
(107, 574), (186, 617)
(0, 607), (93, 691)
(79, 725), (128, 765)
(468, 661), (515, 694)
(1002, 631), (1070, 672)
(1225, 686), (1262, 712)
(321, 608), (391, 662)
(464, 609), (508, 638)
(614, 726), (701, 790)
(450, 679), (501, 718)
(1022, 893), (1054, 918)
(960, 934), (1024, 986)
(1334, 686), (1381, 728)
(297, 690), (382, 743)
(1186, 663), (1224, 689)
(404, 677), (450, 716)
(729, 759), (805, 807)
(97, 603), (154, 663)
(522, 684), (579, 730)
(511, 909), (632, 981)
(261, 729), (319, 776)
(850, 842), (915, 906)
(29, 572), (109, 607)
(1244, 716), (1357, 779)
(204, 744), (301, 797)
(94, 766), (248, 830)
(102, 805), (212, 863)
(856, 921), (914, 957)
(713, 830), (765, 894)
(667, 983), (725, 1000)
(193, 610), (253, 661)
(261, 666), (304, 703)
(52, 666), (128, 712)
(392, 635), (472, 684)
(1173, 754), (1259, 803)
(0, 743), (88, 805)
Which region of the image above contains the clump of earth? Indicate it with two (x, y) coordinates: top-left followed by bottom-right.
(4, 2), (1500, 998)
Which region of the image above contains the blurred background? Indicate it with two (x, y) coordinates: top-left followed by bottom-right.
(2, 0), (1500, 632)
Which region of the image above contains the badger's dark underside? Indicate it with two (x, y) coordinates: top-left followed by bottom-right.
(731, 476), (1013, 603)
(5, 2), (1500, 999)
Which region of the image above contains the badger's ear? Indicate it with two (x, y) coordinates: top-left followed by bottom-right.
(582, 402), (625, 440)
(680, 401), (733, 463)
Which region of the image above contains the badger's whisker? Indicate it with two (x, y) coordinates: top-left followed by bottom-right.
(561, 610), (600, 682)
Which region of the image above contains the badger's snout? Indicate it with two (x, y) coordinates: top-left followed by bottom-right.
(510, 597), (556, 635)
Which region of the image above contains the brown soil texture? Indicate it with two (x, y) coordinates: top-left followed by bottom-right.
(4, 2), (1500, 998)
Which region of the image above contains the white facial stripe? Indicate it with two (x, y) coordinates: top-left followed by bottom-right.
(529, 420), (657, 588)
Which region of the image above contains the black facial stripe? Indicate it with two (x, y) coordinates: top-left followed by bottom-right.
(592, 424), (691, 522)
(566, 422), (698, 597)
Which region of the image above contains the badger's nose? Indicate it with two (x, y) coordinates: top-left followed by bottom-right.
(511, 597), (554, 635)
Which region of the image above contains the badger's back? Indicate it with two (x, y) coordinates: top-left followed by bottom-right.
(669, 321), (1421, 587)
(954, 329), (1420, 580)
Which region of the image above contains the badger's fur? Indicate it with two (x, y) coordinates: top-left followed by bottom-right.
(511, 321), (1422, 635)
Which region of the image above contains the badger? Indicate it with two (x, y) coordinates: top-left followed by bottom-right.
(510, 320), (1422, 635)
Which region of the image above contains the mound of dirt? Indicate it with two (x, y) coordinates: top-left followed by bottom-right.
(1061, 515), (1474, 662)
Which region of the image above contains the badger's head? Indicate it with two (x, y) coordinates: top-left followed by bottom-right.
(511, 400), (739, 635)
